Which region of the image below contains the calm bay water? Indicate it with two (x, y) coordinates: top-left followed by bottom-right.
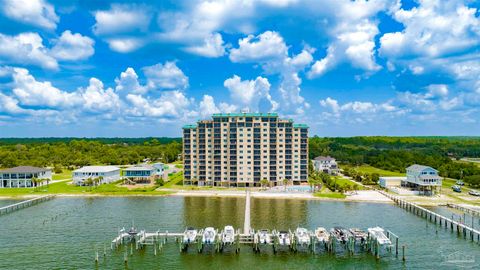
(0, 197), (479, 269)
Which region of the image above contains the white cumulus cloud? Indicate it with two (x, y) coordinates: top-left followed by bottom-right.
(1, 0), (59, 30)
(143, 61), (189, 90)
(0, 32), (58, 70)
(50, 30), (95, 61)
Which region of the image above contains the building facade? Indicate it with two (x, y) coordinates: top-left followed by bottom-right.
(73, 166), (121, 185)
(404, 164), (442, 195)
(313, 156), (338, 175)
(123, 165), (155, 183)
(183, 113), (309, 187)
(0, 166), (52, 188)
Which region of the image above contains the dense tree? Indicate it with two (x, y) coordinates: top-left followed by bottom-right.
(0, 138), (182, 168)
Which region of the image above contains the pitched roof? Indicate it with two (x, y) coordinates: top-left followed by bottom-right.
(73, 166), (120, 173)
(0, 166), (50, 173)
(314, 156), (335, 161)
(124, 165), (155, 171)
(406, 164), (438, 172)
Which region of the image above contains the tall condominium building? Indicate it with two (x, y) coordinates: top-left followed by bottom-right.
(182, 113), (309, 187)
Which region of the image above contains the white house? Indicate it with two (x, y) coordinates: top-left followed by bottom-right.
(404, 164), (442, 195)
(123, 165), (155, 183)
(313, 156), (338, 175)
(0, 166), (52, 188)
(152, 163), (165, 177)
(73, 166), (121, 185)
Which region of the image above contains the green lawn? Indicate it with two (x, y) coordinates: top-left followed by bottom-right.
(344, 165), (404, 176)
(163, 171), (183, 187)
(52, 169), (72, 180)
(312, 185), (346, 199)
(0, 180), (173, 197)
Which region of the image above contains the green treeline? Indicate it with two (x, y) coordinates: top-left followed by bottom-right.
(0, 138), (181, 168)
(2, 136), (480, 187)
(309, 136), (480, 181)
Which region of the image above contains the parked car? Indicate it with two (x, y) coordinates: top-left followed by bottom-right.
(456, 180), (465, 186)
(468, 190), (480, 196)
(452, 185), (462, 193)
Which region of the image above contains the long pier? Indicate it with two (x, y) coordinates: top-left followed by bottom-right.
(0, 195), (55, 216)
(447, 203), (480, 217)
(380, 191), (480, 243)
(243, 190), (251, 234)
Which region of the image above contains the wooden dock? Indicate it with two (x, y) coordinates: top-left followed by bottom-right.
(447, 203), (480, 217)
(380, 191), (480, 243)
(0, 195), (55, 216)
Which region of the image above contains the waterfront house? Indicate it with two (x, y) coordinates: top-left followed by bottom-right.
(313, 156), (339, 175)
(404, 164), (442, 195)
(0, 166), (52, 188)
(73, 166), (120, 186)
(152, 163), (165, 177)
(123, 165), (156, 183)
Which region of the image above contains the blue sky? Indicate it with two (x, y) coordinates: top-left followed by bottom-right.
(0, 0), (480, 137)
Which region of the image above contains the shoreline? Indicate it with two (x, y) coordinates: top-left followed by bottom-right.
(0, 190), (394, 204)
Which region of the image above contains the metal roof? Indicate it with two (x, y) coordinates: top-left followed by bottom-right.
(123, 166), (155, 171)
(314, 156), (335, 161)
(73, 166), (120, 173)
(406, 164), (438, 172)
(0, 166), (50, 173)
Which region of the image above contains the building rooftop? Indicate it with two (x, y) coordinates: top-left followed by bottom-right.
(0, 166), (50, 174)
(407, 164), (438, 172)
(211, 113), (278, 118)
(74, 166), (120, 173)
(314, 156), (335, 161)
(182, 124), (197, 129)
(124, 165), (155, 171)
(293, 123), (309, 128)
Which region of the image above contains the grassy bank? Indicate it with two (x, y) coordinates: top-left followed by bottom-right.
(0, 180), (173, 197)
(343, 165), (404, 177)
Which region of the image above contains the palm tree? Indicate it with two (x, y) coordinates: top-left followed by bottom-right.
(31, 177), (38, 190)
(85, 178), (93, 191)
(260, 178), (269, 190)
(307, 177), (315, 192)
(283, 178), (289, 192)
(98, 176), (104, 185)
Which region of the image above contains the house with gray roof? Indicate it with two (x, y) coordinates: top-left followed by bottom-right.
(0, 166), (52, 188)
(313, 156), (339, 175)
(404, 164), (442, 195)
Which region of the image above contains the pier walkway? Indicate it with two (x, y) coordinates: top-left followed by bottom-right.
(447, 203), (480, 217)
(380, 191), (480, 243)
(0, 195), (55, 216)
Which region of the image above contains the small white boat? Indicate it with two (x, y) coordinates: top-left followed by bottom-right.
(278, 231), (291, 246)
(350, 228), (367, 242)
(222, 225), (235, 244)
(295, 227), (311, 245)
(202, 227), (217, 244)
(183, 227), (198, 244)
(314, 227), (330, 243)
(257, 229), (271, 244)
(367, 227), (391, 245)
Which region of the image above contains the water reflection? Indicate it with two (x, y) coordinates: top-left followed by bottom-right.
(182, 196), (307, 230)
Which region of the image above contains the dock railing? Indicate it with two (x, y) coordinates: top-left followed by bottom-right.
(379, 191), (480, 243)
(0, 195), (55, 216)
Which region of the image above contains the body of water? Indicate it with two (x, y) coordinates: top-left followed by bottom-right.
(0, 197), (479, 269)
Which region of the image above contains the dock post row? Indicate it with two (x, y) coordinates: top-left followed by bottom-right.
(0, 195), (55, 216)
(380, 191), (480, 243)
